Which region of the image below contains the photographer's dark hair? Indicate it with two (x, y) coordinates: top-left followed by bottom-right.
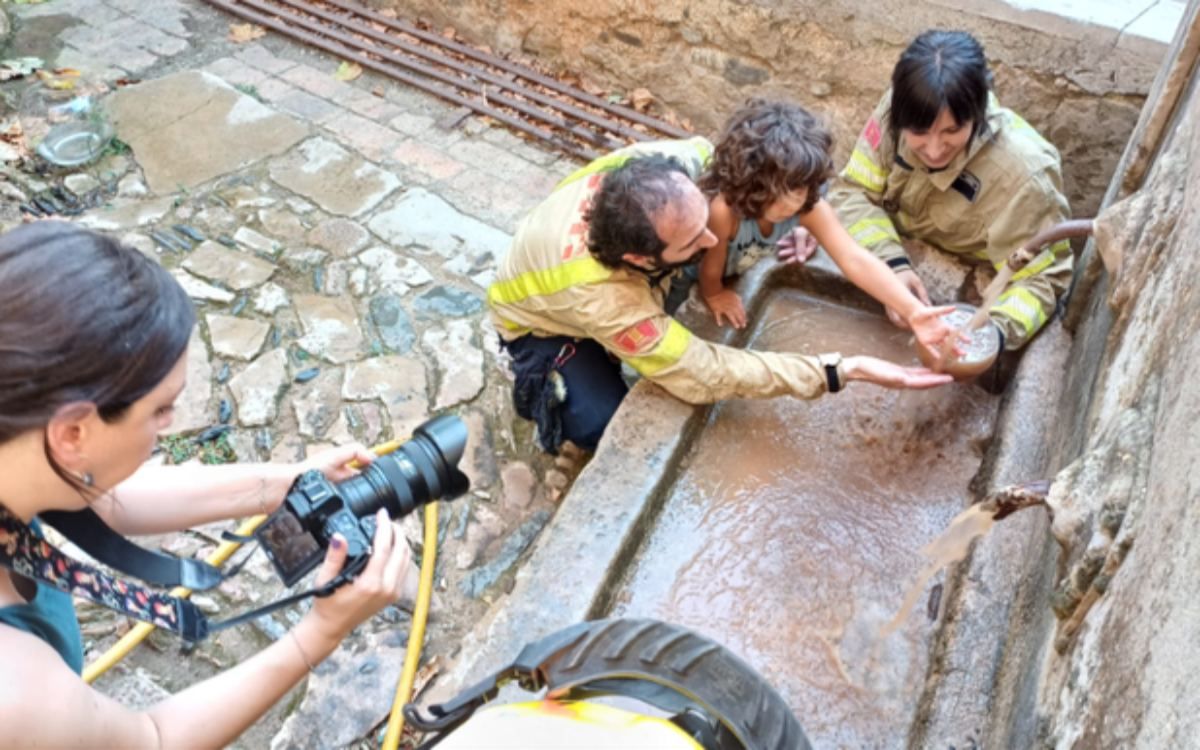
(700, 99), (833, 218)
(890, 30), (991, 146)
(0, 221), (195, 488)
(586, 154), (690, 269)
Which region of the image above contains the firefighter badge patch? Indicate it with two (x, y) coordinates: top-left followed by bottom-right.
(614, 319), (662, 353)
(864, 118), (882, 150)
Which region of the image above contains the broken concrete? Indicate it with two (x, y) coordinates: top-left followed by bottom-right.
(268, 137), (399, 217)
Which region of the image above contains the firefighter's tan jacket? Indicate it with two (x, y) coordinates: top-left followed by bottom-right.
(488, 137), (834, 405)
(828, 91), (1072, 349)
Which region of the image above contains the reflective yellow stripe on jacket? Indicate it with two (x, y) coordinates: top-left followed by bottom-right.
(991, 287), (1047, 336)
(847, 216), (900, 247)
(488, 255), (612, 306)
(843, 147), (888, 192)
(1006, 239), (1071, 281)
(555, 137), (714, 190)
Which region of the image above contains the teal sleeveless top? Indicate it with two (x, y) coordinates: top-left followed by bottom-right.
(0, 520), (85, 673)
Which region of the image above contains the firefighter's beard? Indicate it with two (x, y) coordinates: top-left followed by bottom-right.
(625, 250), (701, 275)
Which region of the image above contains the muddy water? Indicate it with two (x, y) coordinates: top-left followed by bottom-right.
(609, 290), (999, 749)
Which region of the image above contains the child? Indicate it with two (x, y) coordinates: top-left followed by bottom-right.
(694, 100), (944, 336)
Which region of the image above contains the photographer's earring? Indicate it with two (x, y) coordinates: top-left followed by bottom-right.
(80, 472), (94, 487)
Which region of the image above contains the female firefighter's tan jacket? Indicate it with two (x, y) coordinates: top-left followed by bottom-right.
(488, 137), (836, 405)
(828, 91), (1072, 349)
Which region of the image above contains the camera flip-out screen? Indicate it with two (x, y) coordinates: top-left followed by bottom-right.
(257, 507), (323, 586)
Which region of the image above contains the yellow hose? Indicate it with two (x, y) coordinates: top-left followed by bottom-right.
(381, 500), (438, 750)
(82, 513), (268, 683)
(82, 437), (421, 685)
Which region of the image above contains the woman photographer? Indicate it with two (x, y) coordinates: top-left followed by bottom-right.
(0, 221), (412, 747)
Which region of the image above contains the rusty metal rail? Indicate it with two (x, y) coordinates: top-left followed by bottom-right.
(201, 0), (693, 161)
(313, 0), (691, 138)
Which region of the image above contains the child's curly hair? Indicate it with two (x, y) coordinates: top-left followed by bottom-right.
(700, 100), (834, 219)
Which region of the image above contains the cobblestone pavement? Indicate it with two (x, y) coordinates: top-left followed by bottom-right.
(0, 2), (587, 746)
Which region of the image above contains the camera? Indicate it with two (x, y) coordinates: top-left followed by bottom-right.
(256, 414), (470, 587)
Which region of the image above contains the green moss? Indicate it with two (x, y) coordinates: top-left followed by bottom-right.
(157, 431), (237, 465)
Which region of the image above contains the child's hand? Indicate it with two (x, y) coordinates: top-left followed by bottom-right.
(885, 269), (932, 329)
(776, 228), (818, 264)
(704, 289), (747, 329)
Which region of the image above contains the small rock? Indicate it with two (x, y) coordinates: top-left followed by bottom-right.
(64, 173), (100, 196)
(171, 268), (234, 304)
(254, 282), (290, 314)
(233, 226), (279, 255)
(118, 174), (148, 198)
(207, 314), (271, 361)
(307, 217), (369, 257)
(809, 81), (833, 98)
(191, 595), (221, 615)
(287, 197), (315, 214)
(412, 285), (483, 320)
(0, 181), (28, 203)
(544, 469), (569, 492)
(258, 207), (307, 241)
(369, 294), (416, 354)
(421, 319), (484, 409)
(500, 462), (537, 510)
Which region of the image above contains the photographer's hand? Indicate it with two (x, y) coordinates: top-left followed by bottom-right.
(297, 442), (377, 482)
(300, 509), (413, 645)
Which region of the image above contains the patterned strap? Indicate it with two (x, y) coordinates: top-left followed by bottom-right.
(0, 506), (364, 643)
(0, 505), (197, 636)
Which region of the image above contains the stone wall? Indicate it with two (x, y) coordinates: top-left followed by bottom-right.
(1025, 14), (1200, 742)
(377, 0), (1165, 218)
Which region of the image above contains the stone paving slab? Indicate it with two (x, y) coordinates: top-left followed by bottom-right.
(109, 71), (310, 193)
(1, 1), (582, 746)
(268, 137), (400, 217)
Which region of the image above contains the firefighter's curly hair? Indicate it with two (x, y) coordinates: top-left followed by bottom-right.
(699, 100), (833, 220)
(586, 154), (691, 269)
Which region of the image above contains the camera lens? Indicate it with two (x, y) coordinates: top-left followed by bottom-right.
(340, 414), (470, 521)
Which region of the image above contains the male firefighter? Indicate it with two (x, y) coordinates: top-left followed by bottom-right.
(488, 137), (955, 454)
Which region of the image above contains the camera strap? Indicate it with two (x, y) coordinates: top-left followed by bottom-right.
(0, 505), (361, 643)
(40, 508), (224, 590)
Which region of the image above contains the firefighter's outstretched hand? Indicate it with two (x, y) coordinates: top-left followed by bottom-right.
(776, 227), (818, 264)
(703, 289), (748, 329)
(844, 355), (954, 390)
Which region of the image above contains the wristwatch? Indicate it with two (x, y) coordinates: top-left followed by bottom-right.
(818, 352), (843, 393)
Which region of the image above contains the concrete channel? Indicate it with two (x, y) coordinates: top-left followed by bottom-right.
(430, 249), (1063, 746)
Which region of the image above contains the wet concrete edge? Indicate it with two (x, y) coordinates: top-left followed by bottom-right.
(908, 320), (1074, 748)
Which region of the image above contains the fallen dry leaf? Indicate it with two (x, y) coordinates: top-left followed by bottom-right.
(35, 68), (80, 90)
(229, 23), (266, 44)
(411, 655), (442, 700)
(630, 87), (654, 112)
(334, 61), (363, 82)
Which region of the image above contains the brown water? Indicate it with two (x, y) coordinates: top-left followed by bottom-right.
(609, 290), (999, 749)
(879, 505), (996, 638)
